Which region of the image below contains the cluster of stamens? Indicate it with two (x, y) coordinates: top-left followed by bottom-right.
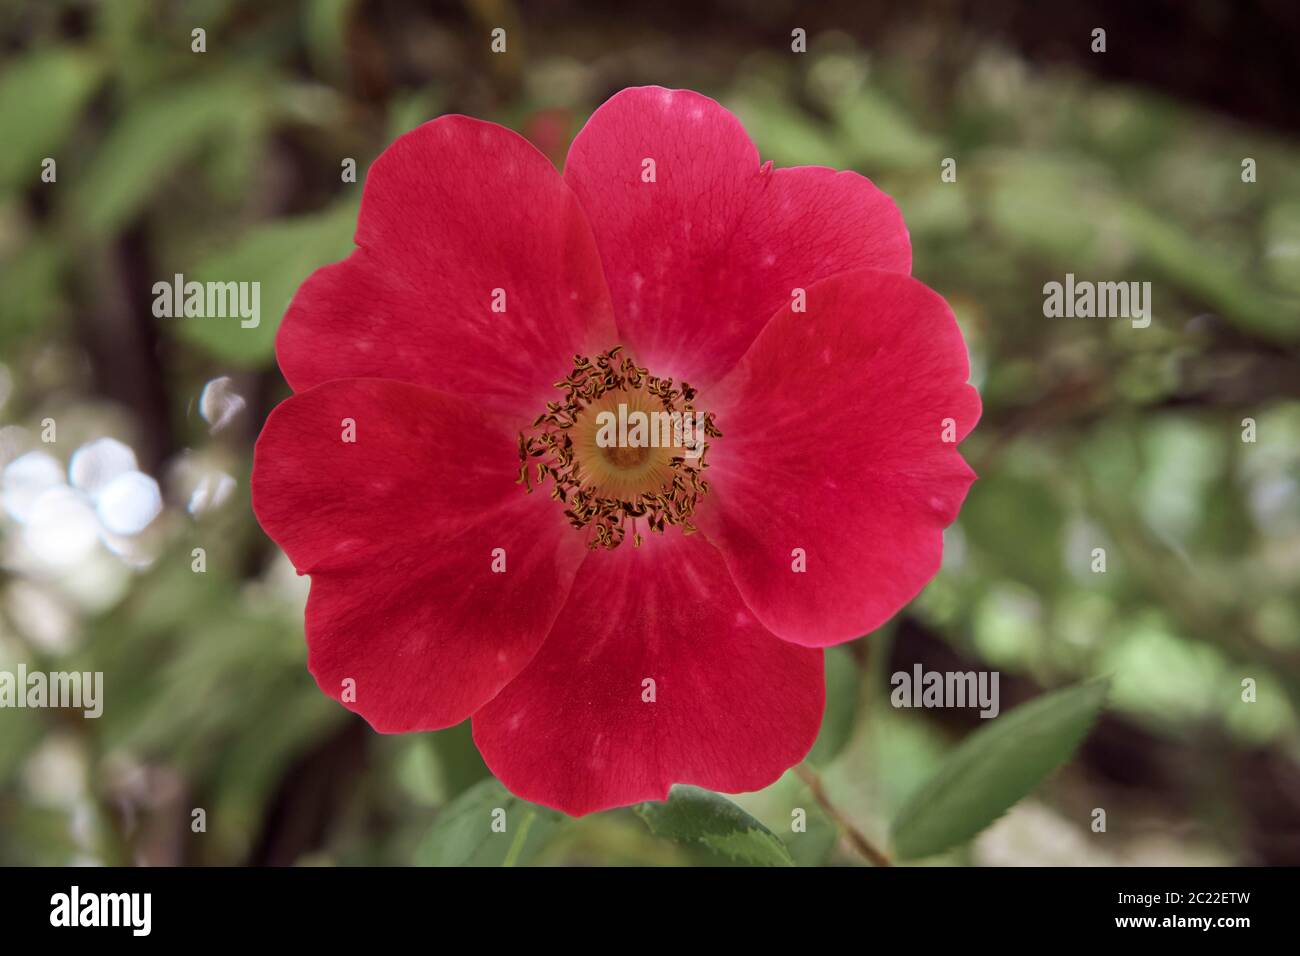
(517, 346), (721, 549)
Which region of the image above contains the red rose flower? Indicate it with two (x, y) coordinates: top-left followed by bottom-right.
(251, 87), (980, 816)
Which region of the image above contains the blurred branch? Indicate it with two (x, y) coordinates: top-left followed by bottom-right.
(794, 763), (892, 867)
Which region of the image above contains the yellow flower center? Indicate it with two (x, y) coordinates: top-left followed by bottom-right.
(517, 347), (720, 550)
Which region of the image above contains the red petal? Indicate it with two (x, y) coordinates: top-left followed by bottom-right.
(697, 269), (980, 647)
(251, 378), (586, 731)
(277, 116), (617, 419)
(472, 533), (824, 816)
(563, 86), (910, 389)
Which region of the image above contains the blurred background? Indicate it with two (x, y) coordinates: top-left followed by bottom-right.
(1, 0), (1298, 866)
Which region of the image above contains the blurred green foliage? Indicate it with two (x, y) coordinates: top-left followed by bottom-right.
(0, 1), (1297, 866)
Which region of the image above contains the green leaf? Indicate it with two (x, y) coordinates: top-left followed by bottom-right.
(428, 719), (491, 798)
(175, 200), (356, 364)
(68, 76), (259, 237)
(0, 48), (102, 192)
(832, 89), (939, 169)
(890, 679), (1110, 861)
(635, 785), (795, 867)
(416, 778), (562, 867)
(808, 645), (859, 765)
(728, 85), (846, 168)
